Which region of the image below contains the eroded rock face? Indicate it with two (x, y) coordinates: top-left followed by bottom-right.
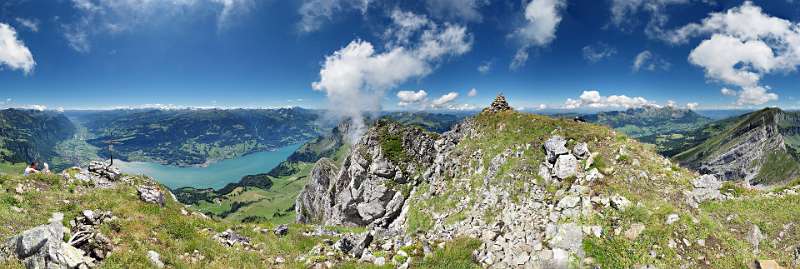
(689, 112), (790, 184)
(295, 120), (439, 227)
(295, 158), (338, 224)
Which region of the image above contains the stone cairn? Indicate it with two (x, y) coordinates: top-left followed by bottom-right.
(482, 94), (513, 113)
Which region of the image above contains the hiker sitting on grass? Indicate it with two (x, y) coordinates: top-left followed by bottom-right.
(24, 161), (39, 176)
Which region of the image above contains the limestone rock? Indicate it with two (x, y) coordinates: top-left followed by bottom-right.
(544, 136), (569, 163)
(296, 158), (338, 224)
(137, 186), (166, 206)
(573, 143), (590, 159)
(69, 210), (114, 261)
(610, 194), (631, 211)
(685, 174), (725, 208)
(748, 224), (764, 253)
(295, 120), (439, 227)
(147, 250), (165, 268)
(2, 216), (95, 269)
(554, 154), (578, 179)
(548, 223), (583, 253)
(666, 214), (679, 225)
(756, 260), (785, 269)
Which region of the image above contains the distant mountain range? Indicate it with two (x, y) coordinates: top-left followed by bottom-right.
(74, 107), (323, 166)
(583, 106), (713, 138)
(0, 109), (75, 165)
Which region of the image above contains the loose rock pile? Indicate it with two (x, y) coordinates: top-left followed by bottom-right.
(213, 229), (252, 249)
(68, 210), (115, 261)
(482, 95), (513, 113)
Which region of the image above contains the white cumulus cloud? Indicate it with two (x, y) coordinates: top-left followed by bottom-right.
(431, 92), (459, 107)
(397, 90), (429, 106)
(564, 90), (658, 109)
(468, 88), (478, 97)
(0, 23), (35, 75)
(510, 0), (566, 70)
(686, 102), (699, 110)
(312, 10), (471, 140)
(663, 1), (797, 105)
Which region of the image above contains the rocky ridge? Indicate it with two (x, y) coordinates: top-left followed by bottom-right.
(294, 96), (800, 268)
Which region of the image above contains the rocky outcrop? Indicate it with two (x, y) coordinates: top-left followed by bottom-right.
(295, 120), (439, 227)
(61, 161), (124, 188)
(296, 158), (338, 224)
(684, 174), (726, 208)
(137, 185), (166, 207)
(1, 213), (95, 269)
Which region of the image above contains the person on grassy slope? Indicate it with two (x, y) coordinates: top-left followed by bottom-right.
(23, 161), (39, 176)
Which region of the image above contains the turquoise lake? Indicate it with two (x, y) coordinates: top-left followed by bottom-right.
(116, 143), (301, 190)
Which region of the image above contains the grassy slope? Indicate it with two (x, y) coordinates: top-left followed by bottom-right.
(406, 111), (798, 268)
(0, 171), (331, 268)
(0, 162), (25, 175)
(192, 163), (313, 224)
(0, 168), (474, 268)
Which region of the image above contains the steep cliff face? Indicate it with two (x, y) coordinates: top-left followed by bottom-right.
(295, 119), (440, 227)
(675, 108), (800, 186)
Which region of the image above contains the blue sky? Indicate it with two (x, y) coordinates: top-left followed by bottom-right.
(0, 0), (799, 112)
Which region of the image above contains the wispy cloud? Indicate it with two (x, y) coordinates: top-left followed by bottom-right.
(61, 0), (255, 52)
(15, 18), (39, 32)
(632, 50), (670, 72)
(582, 42), (617, 63)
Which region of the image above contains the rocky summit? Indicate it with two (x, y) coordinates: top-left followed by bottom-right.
(483, 94), (513, 113)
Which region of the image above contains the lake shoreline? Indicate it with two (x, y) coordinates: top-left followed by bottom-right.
(116, 143), (302, 190)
